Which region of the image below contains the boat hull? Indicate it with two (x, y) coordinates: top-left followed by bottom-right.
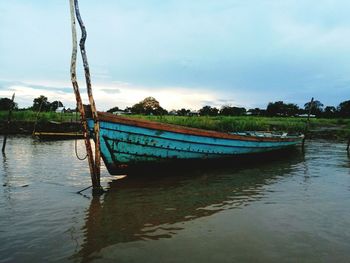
(87, 114), (303, 175)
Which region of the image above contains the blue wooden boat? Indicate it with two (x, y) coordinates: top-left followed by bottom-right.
(87, 112), (303, 174)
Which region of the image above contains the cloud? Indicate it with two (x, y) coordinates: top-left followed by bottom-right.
(99, 88), (121, 94)
(0, 80), (72, 93)
(0, 81), (75, 109)
(0, 79), (223, 110)
(1, 0), (349, 109)
(93, 83), (219, 111)
(4, 78), (335, 111)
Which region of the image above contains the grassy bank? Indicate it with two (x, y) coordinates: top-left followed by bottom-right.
(0, 110), (80, 134)
(1, 110), (349, 139)
(0, 110), (78, 123)
(129, 115), (350, 139)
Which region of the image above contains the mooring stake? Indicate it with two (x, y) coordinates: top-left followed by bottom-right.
(302, 97), (314, 150)
(32, 99), (43, 135)
(2, 93), (15, 153)
(69, 0), (103, 195)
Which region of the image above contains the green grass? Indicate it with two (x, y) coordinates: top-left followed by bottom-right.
(0, 110), (78, 122)
(1, 110), (349, 138)
(128, 115), (350, 134)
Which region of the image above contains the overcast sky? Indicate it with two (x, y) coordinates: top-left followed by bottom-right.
(0, 0), (349, 110)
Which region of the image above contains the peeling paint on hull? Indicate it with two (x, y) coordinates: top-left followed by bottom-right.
(87, 115), (303, 175)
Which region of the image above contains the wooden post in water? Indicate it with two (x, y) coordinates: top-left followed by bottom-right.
(347, 137), (350, 153)
(69, 0), (102, 194)
(32, 99), (43, 135)
(302, 97), (314, 149)
(74, 0), (102, 188)
(2, 93), (15, 153)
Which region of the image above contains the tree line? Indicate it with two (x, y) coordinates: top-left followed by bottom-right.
(107, 97), (350, 118)
(0, 95), (65, 112)
(1, 95), (349, 118)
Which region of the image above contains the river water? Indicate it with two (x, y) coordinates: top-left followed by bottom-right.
(0, 136), (349, 262)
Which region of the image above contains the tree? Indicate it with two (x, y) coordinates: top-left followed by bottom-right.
(304, 100), (323, 116)
(124, 107), (132, 113)
(130, 102), (144, 114)
(176, 108), (191, 116)
(32, 95), (50, 111)
(50, 101), (64, 111)
(337, 100), (350, 118)
(130, 97), (167, 115)
(152, 106), (167, 115)
(139, 97), (161, 114)
(220, 105), (246, 116)
(0, 97), (18, 111)
(247, 108), (266, 116)
(323, 106), (337, 118)
(248, 108), (266, 116)
(284, 103), (299, 116)
(266, 101), (284, 116)
(107, 106), (120, 113)
(199, 105), (219, 116)
(266, 101), (299, 117)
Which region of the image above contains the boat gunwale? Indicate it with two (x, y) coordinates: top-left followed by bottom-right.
(97, 112), (303, 143)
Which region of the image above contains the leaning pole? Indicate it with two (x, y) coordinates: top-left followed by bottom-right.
(73, 0), (102, 185)
(69, 0), (103, 194)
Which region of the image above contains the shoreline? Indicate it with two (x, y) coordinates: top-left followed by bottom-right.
(0, 119), (348, 140)
(0, 121), (81, 135)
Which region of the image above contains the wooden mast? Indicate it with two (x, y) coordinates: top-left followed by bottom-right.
(69, 0), (102, 194)
(73, 0), (102, 185)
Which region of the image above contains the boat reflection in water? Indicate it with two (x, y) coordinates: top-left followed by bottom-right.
(74, 149), (304, 262)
